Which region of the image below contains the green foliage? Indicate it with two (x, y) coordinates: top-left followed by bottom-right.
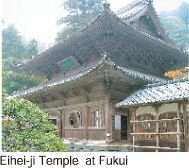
(2, 61), (8, 101)
(2, 88), (6, 102)
(2, 24), (22, 44)
(27, 39), (38, 57)
(2, 25), (47, 95)
(56, 27), (76, 42)
(2, 70), (47, 95)
(2, 98), (69, 152)
(159, 2), (189, 51)
(2, 24), (27, 60)
(2, 24), (38, 61)
(59, 0), (104, 27)
(56, 0), (104, 41)
(161, 16), (188, 51)
(178, 2), (189, 25)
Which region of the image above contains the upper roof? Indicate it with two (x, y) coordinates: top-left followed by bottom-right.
(116, 77), (189, 108)
(6, 53), (165, 99)
(116, 0), (175, 45)
(15, 1), (188, 80)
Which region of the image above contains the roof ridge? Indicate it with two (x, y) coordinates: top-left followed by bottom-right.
(15, 3), (186, 69)
(144, 77), (189, 88)
(116, 0), (148, 15)
(115, 1), (180, 49)
(14, 9), (113, 68)
(115, 4), (185, 52)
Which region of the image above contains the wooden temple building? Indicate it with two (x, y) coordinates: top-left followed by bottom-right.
(9, 0), (188, 151)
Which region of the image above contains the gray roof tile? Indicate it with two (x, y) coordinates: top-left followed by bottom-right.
(116, 77), (189, 107)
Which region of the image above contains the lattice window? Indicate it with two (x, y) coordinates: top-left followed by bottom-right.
(159, 112), (178, 141)
(91, 110), (103, 127)
(136, 114), (156, 140)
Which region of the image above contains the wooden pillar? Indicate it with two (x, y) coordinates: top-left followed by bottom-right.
(60, 109), (65, 139)
(177, 103), (181, 151)
(84, 106), (89, 140)
(132, 108), (136, 152)
(60, 110), (63, 138)
(155, 105), (160, 152)
(127, 109), (131, 141)
(110, 104), (115, 141)
(105, 96), (112, 142)
(61, 98), (66, 139)
(183, 104), (188, 152)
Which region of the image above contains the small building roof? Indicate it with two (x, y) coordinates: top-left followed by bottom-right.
(6, 53), (165, 99)
(116, 77), (189, 108)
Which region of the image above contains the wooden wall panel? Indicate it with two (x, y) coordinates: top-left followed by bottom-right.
(88, 129), (106, 140)
(65, 129), (84, 139)
(115, 129), (121, 141)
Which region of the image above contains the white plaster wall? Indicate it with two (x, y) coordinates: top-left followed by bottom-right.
(159, 103), (178, 113)
(136, 106), (155, 115)
(135, 103), (187, 116)
(115, 115), (121, 129)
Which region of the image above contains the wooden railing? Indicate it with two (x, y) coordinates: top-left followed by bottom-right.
(131, 105), (184, 152)
(131, 118), (182, 151)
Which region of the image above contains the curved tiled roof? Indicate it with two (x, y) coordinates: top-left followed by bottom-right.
(116, 0), (176, 46)
(15, 2), (187, 80)
(116, 0), (149, 19)
(116, 77), (189, 107)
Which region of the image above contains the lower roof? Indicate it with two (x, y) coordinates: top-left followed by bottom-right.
(6, 54), (165, 99)
(116, 77), (189, 108)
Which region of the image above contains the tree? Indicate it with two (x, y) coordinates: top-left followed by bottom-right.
(2, 24), (27, 60)
(2, 70), (47, 95)
(2, 60), (47, 95)
(2, 24), (39, 61)
(56, 26), (76, 42)
(2, 61), (8, 102)
(2, 98), (69, 152)
(2, 25), (48, 95)
(2, 24), (22, 44)
(165, 67), (189, 79)
(160, 16), (188, 51)
(159, 2), (189, 51)
(27, 39), (38, 57)
(178, 2), (189, 25)
(56, 0), (104, 41)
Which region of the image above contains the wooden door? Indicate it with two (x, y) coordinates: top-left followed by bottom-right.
(121, 116), (127, 140)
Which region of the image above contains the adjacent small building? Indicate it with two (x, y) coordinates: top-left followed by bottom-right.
(116, 78), (189, 151)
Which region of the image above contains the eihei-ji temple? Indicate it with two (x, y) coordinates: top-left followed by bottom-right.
(8, 0), (188, 151)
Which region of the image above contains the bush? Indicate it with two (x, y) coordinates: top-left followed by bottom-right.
(2, 98), (69, 152)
